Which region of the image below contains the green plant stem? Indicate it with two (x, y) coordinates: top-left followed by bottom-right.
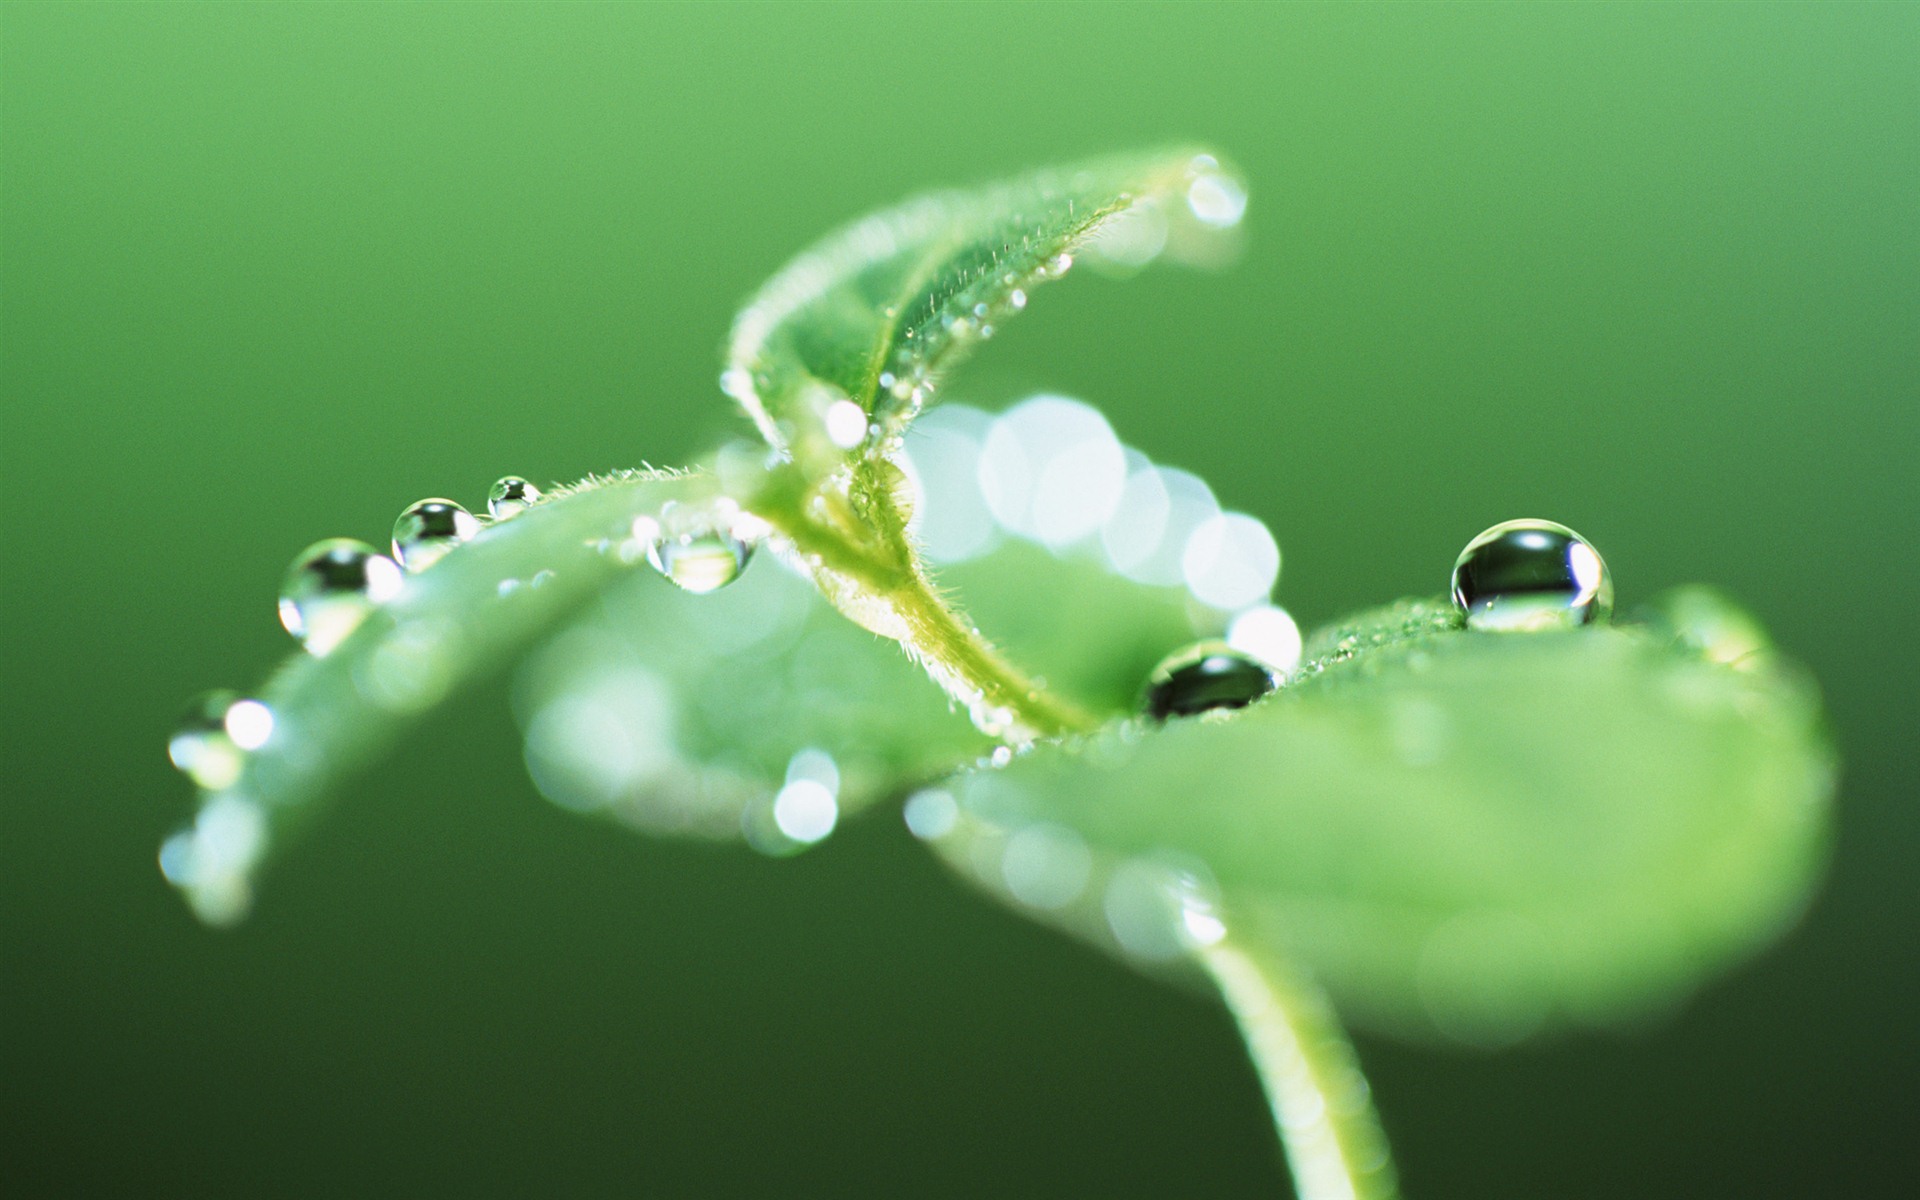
(1198, 939), (1401, 1200)
(753, 470), (1096, 742)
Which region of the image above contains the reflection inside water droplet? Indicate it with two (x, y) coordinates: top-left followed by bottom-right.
(392, 499), (479, 570)
(1143, 641), (1278, 721)
(169, 690), (250, 790)
(487, 475), (543, 519)
(644, 502), (755, 594)
(1451, 519), (1612, 632)
(278, 538), (404, 656)
(647, 532), (752, 593)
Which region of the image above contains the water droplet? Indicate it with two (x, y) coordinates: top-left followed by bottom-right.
(771, 779), (838, 844)
(158, 794), (269, 926)
(1181, 511), (1280, 610)
(168, 690), (246, 790)
(487, 475), (543, 519)
(1000, 823), (1093, 910)
(223, 699), (275, 750)
(1451, 519), (1612, 632)
(278, 538), (404, 656)
(824, 398), (869, 449)
(1186, 171), (1249, 228)
(1226, 605), (1303, 676)
(644, 503), (754, 594)
(1143, 641), (1278, 721)
(1652, 585), (1771, 669)
(392, 499), (479, 570)
(903, 788), (959, 840)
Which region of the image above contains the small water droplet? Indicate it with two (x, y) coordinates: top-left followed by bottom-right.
(824, 399), (868, 449)
(1143, 641), (1278, 721)
(1186, 171), (1249, 228)
(1226, 605), (1303, 676)
(1451, 519), (1612, 632)
(644, 503), (754, 594)
(168, 690), (246, 790)
(771, 778), (838, 844)
(903, 788), (959, 840)
(487, 475), (543, 519)
(392, 499), (479, 570)
(223, 698), (275, 749)
(278, 538), (403, 655)
(1000, 823), (1092, 910)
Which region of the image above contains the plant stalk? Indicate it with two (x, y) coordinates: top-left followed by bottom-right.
(1198, 939), (1401, 1200)
(753, 467), (1097, 742)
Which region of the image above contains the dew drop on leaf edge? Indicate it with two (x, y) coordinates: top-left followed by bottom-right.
(278, 537), (404, 655)
(486, 475), (544, 519)
(392, 498), (480, 571)
(168, 690), (243, 790)
(1451, 519), (1613, 633)
(1142, 641), (1279, 721)
(168, 691), (275, 791)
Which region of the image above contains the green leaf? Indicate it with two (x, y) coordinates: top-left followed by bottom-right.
(511, 537), (1210, 842)
(927, 593), (1835, 1046)
(722, 146), (1245, 468)
(160, 471), (703, 924)
(160, 463), (1219, 922)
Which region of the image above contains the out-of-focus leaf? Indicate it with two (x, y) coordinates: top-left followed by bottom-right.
(722, 147), (1245, 468)
(160, 460), (1229, 921)
(159, 471), (702, 924)
(511, 535), (1214, 846)
(928, 593), (1835, 1045)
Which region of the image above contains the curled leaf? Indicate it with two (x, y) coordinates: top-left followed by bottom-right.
(723, 147), (1246, 468)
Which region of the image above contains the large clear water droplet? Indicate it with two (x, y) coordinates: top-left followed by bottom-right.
(278, 538), (404, 655)
(1451, 519), (1612, 632)
(392, 498), (479, 570)
(487, 475), (543, 519)
(168, 691), (274, 790)
(643, 502), (754, 594)
(1142, 641), (1278, 721)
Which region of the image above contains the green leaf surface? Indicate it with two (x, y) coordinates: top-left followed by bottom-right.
(510, 535), (1212, 841)
(930, 594), (1835, 1045)
(160, 465), (1220, 922)
(722, 146), (1245, 466)
(160, 472), (698, 923)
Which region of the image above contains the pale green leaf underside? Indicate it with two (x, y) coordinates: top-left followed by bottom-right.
(936, 596), (1834, 1045)
(723, 146), (1244, 458)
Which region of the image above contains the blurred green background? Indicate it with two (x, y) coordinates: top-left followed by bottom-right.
(5, 3), (1915, 1196)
